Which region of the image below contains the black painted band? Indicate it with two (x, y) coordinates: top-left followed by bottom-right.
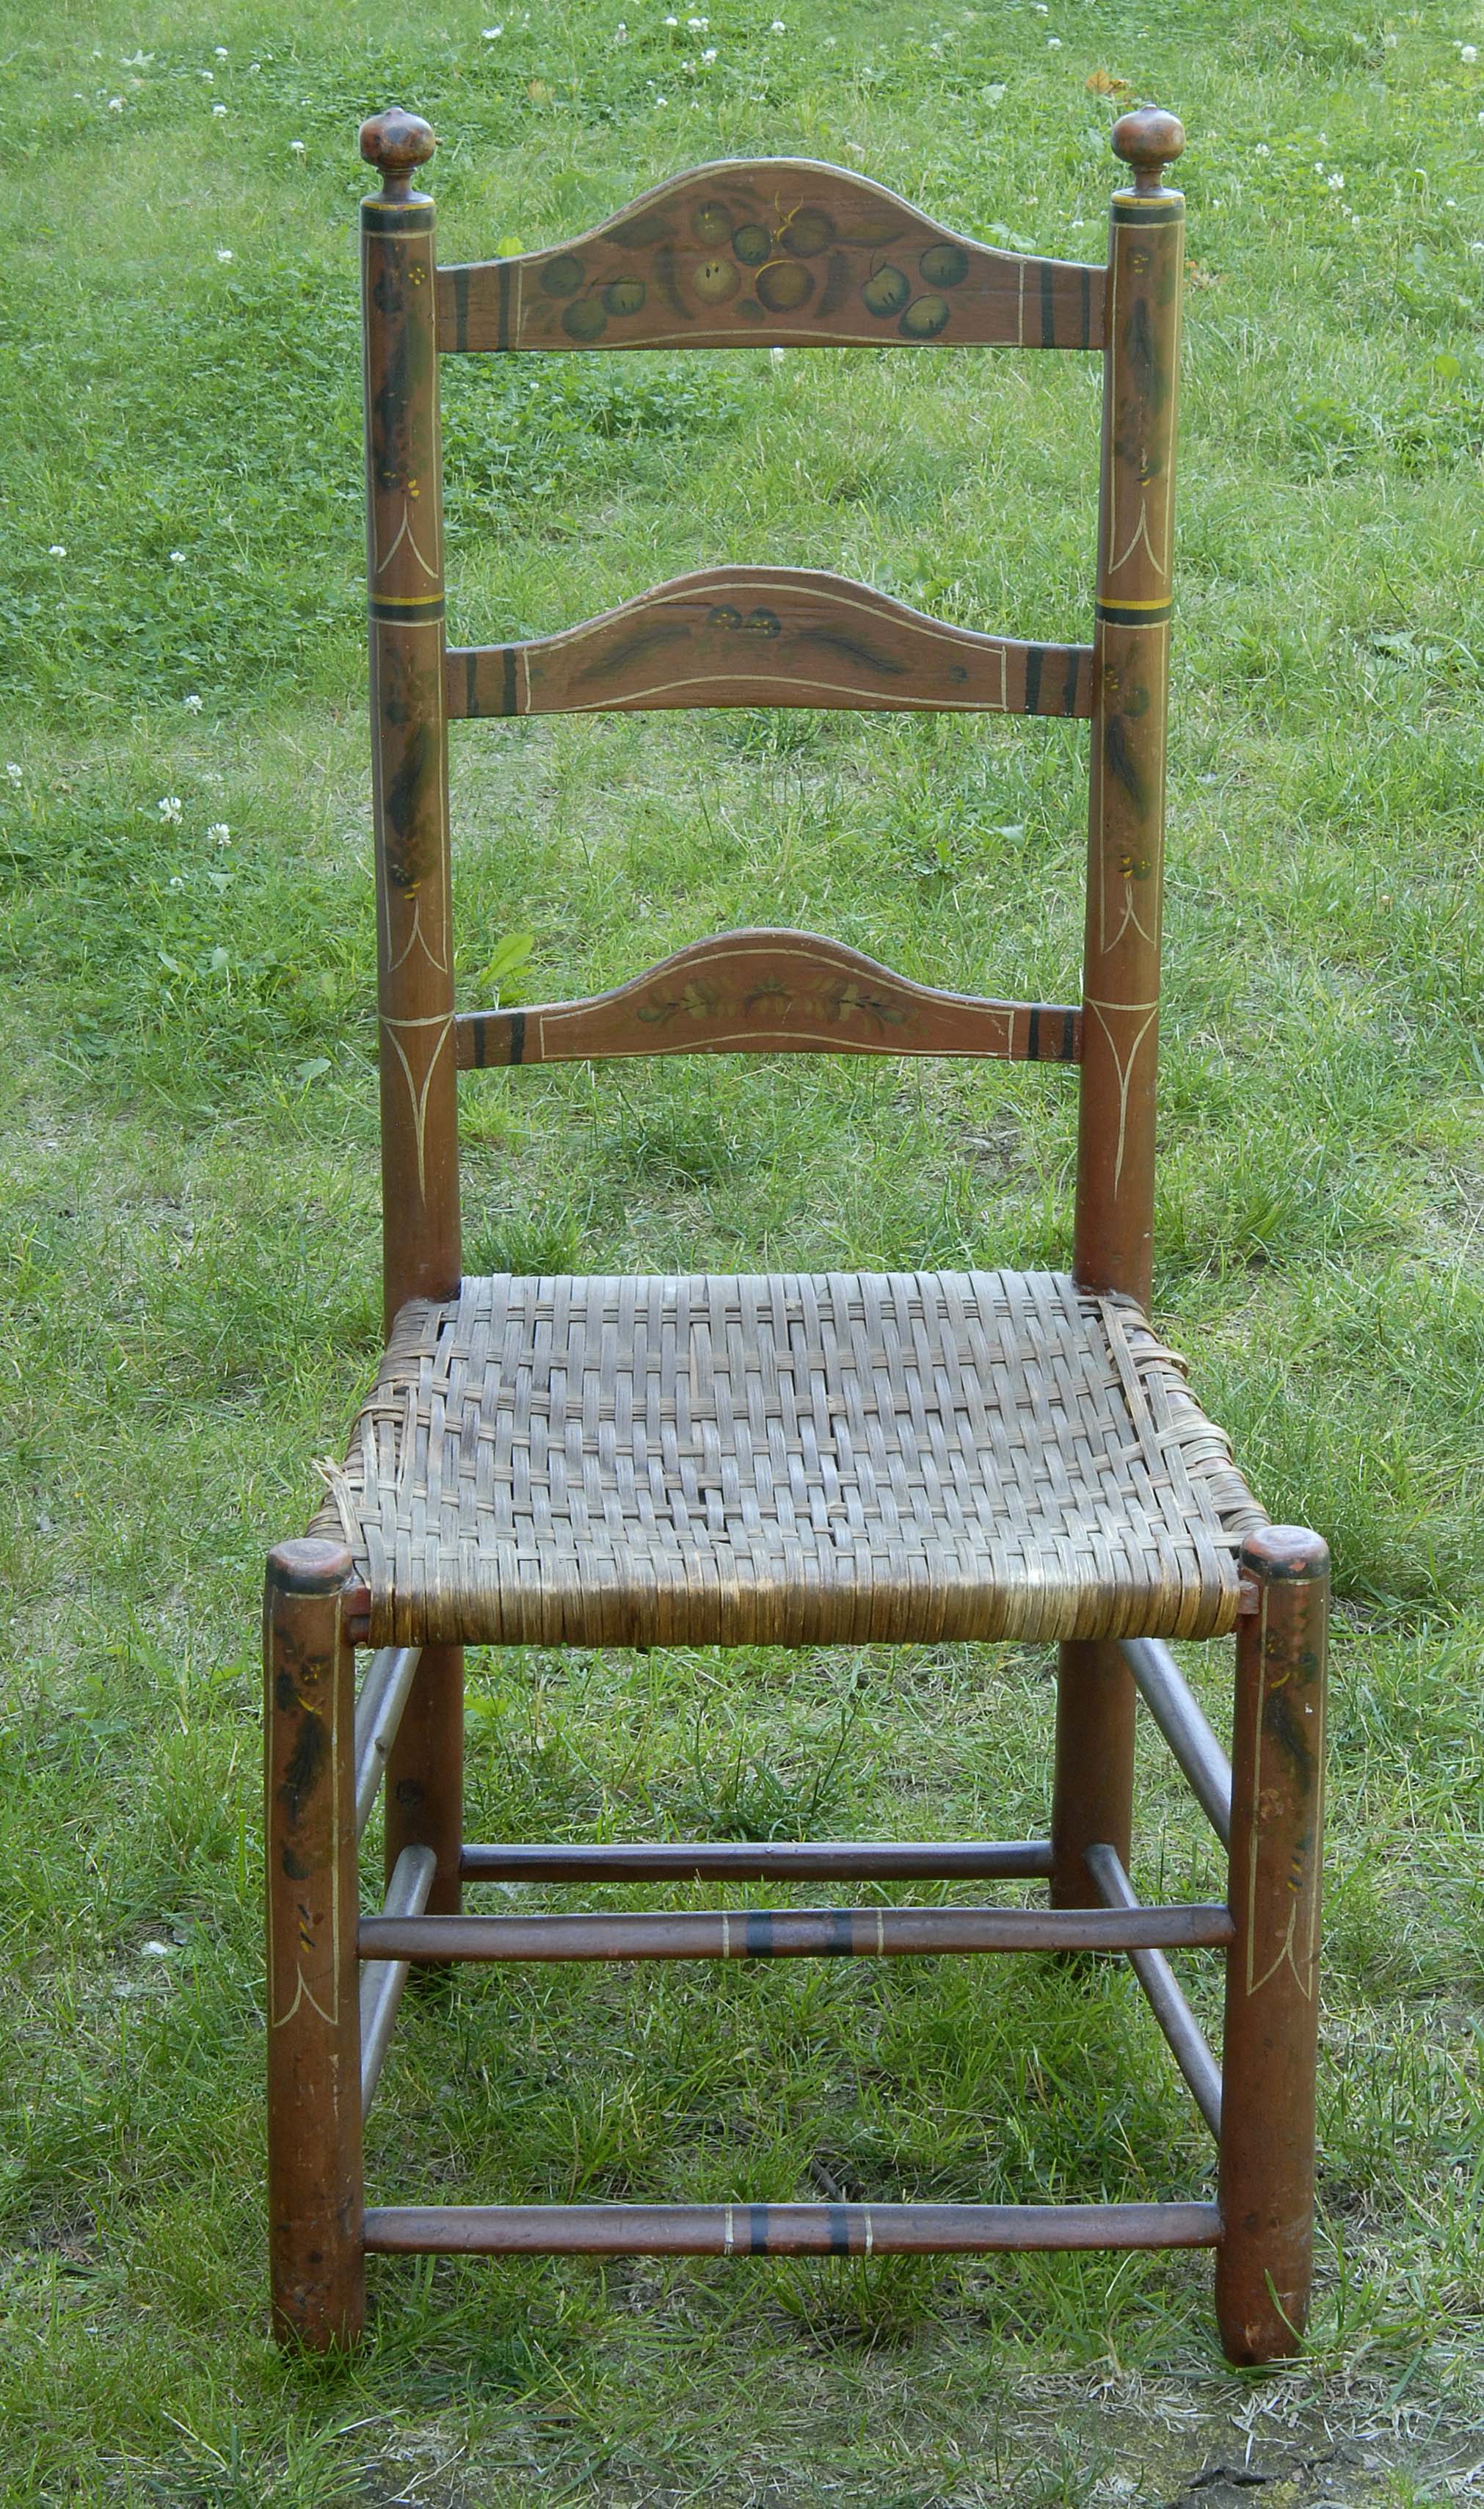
(370, 594), (445, 622)
(363, 199), (434, 234)
(1111, 197), (1184, 225)
(1096, 600), (1172, 628)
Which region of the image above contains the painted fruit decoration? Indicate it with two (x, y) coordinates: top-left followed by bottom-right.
(755, 259), (813, 313)
(603, 277), (647, 316)
(861, 264), (910, 316)
(691, 256), (740, 304)
(899, 294), (950, 338)
(732, 222), (773, 267)
(780, 206), (834, 255)
(919, 243), (969, 288)
(561, 297), (607, 341)
(539, 253), (586, 297)
(516, 173), (988, 341)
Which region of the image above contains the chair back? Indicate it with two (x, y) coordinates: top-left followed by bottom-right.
(358, 106), (1186, 1330)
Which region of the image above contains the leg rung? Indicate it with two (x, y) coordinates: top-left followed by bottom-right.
(354, 1645), (423, 1837)
(1085, 1842), (1223, 2139)
(360, 1843), (437, 2114)
(459, 1838), (1055, 1884)
(358, 1901), (1234, 1964)
(1121, 1638), (1232, 1847)
(363, 2199), (1222, 2256)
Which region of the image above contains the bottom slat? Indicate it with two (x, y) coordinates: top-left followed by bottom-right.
(363, 2200), (1221, 2256)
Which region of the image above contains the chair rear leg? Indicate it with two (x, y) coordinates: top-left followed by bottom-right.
(1217, 1527), (1328, 2364)
(383, 1643), (464, 1914)
(265, 1540), (365, 2348)
(1050, 1640), (1135, 1907)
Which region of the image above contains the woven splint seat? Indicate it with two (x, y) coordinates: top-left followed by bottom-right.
(314, 1268), (1266, 1651)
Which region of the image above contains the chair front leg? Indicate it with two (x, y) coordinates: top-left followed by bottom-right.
(1050, 1640), (1135, 1907)
(1217, 1526), (1328, 2364)
(265, 1539), (365, 2348)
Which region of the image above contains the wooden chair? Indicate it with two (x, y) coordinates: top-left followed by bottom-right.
(265, 104), (1328, 2367)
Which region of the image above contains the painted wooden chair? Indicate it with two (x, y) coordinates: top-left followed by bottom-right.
(265, 104), (1328, 2366)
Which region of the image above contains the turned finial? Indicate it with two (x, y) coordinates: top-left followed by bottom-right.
(360, 107), (436, 200)
(1111, 106), (1185, 195)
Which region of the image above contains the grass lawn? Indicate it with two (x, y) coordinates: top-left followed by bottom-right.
(2, 0), (1483, 2499)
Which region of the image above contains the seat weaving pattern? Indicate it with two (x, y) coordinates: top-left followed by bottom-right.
(313, 1270), (1266, 1649)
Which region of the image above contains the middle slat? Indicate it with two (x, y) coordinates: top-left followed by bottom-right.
(446, 568), (1092, 719)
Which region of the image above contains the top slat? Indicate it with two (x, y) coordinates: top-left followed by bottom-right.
(437, 159), (1105, 354)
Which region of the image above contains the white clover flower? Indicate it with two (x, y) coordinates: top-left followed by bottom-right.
(168, 874), (185, 890)
(1463, 43), (1479, 62)
(159, 796), (183, 823)
(702, 45), (717, 60)
(771, 346), (786, 362)
(6, 763), (22, 783)
(208, 823), (231, 844)
(217, 247), (233, 262)
(1328, 170), (1345, 189)
(250, 59), (261, 70)
(687, 13), (708, 26)
(290, 138), (305, 153)
(771, 16), (785, 26)
(1383, 29), (1397, 43)
(1047, 33), (1061, 44)
(1313, 160), (1324, 173)
(108, 95), (123, 110)
(655, 92), (668, 104)
(183, 693), (203, 711)
(1254, 142), (1270, 156)
(170, 550), (187, 564)
(614, 20), (628, 37)
(1446, 195), (1458, 206)
(664, 13), (677, 22)
(483, 23), (503, 34)
(200, 68), (214, 79)
(49, 544), (66, 556)
(214, 45), (228, 57)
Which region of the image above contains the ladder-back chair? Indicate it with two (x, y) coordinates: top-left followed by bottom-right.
(265, 104), (1329, 2367)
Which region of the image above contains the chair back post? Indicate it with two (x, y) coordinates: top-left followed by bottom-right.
(1074, 108), (1185, 1310)
(360, 109), (461, 1335)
